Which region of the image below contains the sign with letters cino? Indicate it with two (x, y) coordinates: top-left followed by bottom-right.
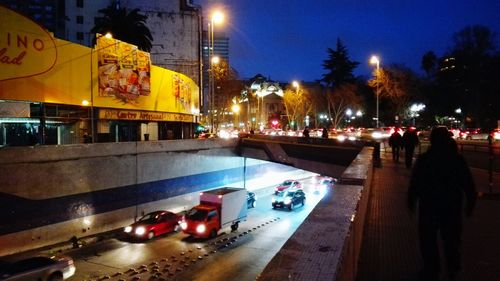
(0, 6), (57, 81)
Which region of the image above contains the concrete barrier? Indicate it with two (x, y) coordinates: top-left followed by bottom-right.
(256, 147), (374, 281)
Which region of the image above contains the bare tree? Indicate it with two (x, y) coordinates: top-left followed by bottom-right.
(212, 59), (243, 130)
(326, 84), (361, 129)
(368, 65), (421, 121)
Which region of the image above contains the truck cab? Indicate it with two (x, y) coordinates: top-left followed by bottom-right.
(180, 205), (220, 238)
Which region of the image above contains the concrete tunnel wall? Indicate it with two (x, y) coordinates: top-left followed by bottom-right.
(0, 138), (364, 257)
(0, 139), (299, 256)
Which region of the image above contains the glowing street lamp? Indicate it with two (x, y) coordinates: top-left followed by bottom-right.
(409, 103), (426, 126)
(370, 55), (380, 128)
(292, 80), (300, 94)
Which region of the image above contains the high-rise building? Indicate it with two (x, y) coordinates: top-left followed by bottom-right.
(202, 30), (230, 114)
(0, 0), (66, 38)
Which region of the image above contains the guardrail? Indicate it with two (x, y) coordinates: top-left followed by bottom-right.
(381, 139), (499, 194)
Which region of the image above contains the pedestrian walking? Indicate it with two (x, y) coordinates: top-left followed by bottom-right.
(408, 127), (476, 281)
(402, 127), (419, 168)
(388, 128), (402, 162)
(303, 126), (310, 139)
(321, 127), (329, 139)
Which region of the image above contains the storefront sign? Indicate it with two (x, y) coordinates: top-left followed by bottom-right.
(0, 6), (57, 81)
(99, 109), (193, 122)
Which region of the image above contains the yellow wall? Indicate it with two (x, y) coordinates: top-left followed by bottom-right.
(0, 6), (199, 116)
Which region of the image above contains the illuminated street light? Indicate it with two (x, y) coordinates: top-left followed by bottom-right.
(211, 56), (220, 65)
(370, 55), (380, 128)
(409, 103), (426, 126)
(292, 80), (299, 93)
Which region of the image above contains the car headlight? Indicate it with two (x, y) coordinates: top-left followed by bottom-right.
(284, 197), (292, 205)
(337, 135), (346, 141)
(196, 224), (206, 234)
(135, 226), (146, 235)
(124, 226), (132, 233)
(271, 197), (276, 203)
(180, 221), (187, 230)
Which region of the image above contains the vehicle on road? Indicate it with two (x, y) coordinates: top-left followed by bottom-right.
(271, 189), (306, 211)
(0, 256), (75, 281)
(180, 187), (247, 238)
(123, 210), (180, 240)
(491, 129), (500, 142)
(460, 128), (490, 140)
(247, 191), (257, 209)
(274, 180), (302, 193)
(312, 175), (337, 193)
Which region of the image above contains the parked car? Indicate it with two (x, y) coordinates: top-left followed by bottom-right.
(460, 128), (490, 140)
(123, 211), (180, 240)
(0, 256), (76, 281)
(271, 189), (306, 211)
(247, 191), (257, 208)
(274, 180), (302, 193)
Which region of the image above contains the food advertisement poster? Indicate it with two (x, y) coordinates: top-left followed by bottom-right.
(96, 34), (151, 103)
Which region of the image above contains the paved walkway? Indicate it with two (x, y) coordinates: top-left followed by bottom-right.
(356, 149), (500, 281)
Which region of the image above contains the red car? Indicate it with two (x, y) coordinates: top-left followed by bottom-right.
(123, 211), (180, 240)
(274, 180), (302, 193)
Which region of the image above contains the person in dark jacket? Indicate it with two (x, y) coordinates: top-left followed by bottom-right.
(303, 126), (310, 139)
(402, 127), (420, 168)
(408, 127), (476, 281)
(388, 129), (403, 162)
(321, 127), (329, 139)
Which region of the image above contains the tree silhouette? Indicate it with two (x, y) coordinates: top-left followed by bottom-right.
(421, 51), (438, 78)
(320, 39), (361, 128)
(91, 6), (153, 52)
(438, 25), (499, 128)
(320, 38), (359, 89)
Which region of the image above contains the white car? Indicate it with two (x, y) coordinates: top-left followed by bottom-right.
(0, 256), (76, 281)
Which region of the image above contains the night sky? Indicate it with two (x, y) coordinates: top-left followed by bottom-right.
(195, 0), (500, 82)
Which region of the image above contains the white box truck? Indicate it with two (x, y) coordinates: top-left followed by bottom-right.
(180, 187), (247, 238)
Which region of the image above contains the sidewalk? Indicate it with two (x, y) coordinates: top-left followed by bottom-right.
(356, 149), (500, 281)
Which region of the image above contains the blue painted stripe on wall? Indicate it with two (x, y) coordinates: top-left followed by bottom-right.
(0, 163), (294, 235)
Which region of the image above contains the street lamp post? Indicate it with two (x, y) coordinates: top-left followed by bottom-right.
(370, 55), (380, 128)
(208, 11), (224, 134)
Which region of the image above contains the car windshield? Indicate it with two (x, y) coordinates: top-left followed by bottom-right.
(138, 212), (161, 223)
(282, 181), (293, 186)
(185, 208), (208, 221)
(275, 191), (294, 197)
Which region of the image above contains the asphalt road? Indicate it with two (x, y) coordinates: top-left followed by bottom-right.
(55, 176), (326, 281)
